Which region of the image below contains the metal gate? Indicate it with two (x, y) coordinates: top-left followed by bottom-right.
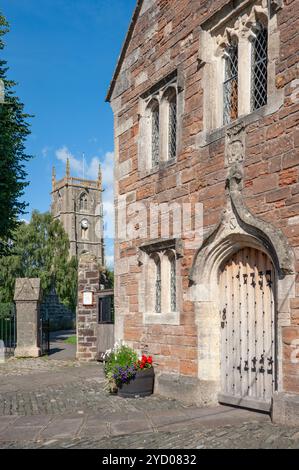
(218, 247), (275, 412)
(40, 318), (50, 355)
(0, 303), (16, 357)
(97, 290), (114, 360)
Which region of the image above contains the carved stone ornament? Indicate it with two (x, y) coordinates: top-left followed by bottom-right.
(225, 123), (245, 167)
(190, 166), (294, 283)
(270, 0), (283, 13)
(14, 278), (41, 302)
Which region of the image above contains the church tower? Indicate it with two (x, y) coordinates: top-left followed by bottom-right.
(51, 159), (104, 264)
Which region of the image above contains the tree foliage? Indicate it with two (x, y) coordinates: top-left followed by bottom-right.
(0, 13), (32, 255)
(0, 211), (78, 312)
(105, 268), (114, 288)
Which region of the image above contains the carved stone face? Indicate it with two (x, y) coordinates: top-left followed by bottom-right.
(229, 140), (243, 163)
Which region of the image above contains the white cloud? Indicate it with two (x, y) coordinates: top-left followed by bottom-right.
(56, 146), (83, 174)
(42, 146), (52, 158)
(55, 146), (114, 187)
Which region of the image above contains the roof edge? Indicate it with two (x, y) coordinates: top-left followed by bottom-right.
(105, 0), (144, 103)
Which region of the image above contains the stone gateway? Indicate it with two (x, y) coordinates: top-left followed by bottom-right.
(107, 0), (299, 424)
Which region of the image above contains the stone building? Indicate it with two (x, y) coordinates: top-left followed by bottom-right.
(107, 0), (299, 424)
(51, 158), (105, 263)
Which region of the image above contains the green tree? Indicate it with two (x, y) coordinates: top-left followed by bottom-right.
(105, 268), (114, 288)
(0, 211), (78, 312)
(0, 13), (32, 255)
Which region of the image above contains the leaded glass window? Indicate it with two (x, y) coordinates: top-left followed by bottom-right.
(168, 94), (177, 160)
(170, 255), (176, 312)
(223, 43), (238, 125)
(151, 102), (160, 167)
(251, 24), (268, 111)
(155, 257), (161, 313)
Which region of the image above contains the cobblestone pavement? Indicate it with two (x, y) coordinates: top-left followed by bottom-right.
(0, 358), (298, 449)
(0, 357), (80, 377)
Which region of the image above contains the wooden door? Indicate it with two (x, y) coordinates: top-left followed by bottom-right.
(218, 248), (275, 412)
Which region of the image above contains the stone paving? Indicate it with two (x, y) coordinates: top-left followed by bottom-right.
(48, 330), (76, 361)
(0, 357), (298, 449)
(0, 357), (80, 377)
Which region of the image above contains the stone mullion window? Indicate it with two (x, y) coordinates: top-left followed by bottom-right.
(170, 256), (176, 312)
(140, 240), (181, 325)
(251, 23), (268, 111)
(223, 42), (239, 125)
(151, 101), (160, 167)
(168, 97), (177, 160)
(155, 255), (162, 313)
(200, 1), (281, 137)
(139, 74), (180, 172)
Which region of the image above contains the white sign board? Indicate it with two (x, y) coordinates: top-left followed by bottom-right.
(83, 291), (93, 306)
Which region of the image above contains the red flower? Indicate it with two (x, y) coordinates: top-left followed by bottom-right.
(147, 356), (153, 364)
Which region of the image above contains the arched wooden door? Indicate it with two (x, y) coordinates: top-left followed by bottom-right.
(218, 247), (275, 412)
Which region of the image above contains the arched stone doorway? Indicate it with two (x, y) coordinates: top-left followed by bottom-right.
(188, 210), (295, 412)
(218, 247), (276, 411)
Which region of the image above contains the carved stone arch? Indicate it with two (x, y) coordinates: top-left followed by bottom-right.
(161, 85), (176, 101)
(216, 27), (239, 56)
(246, 5), (268, 32)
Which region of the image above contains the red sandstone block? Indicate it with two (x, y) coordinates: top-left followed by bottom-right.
(246, 162), (268, 179)
(179, 360), (197, 376)
(282, 326), (299, 345)
(282, 150), (299, 170)
(126, 283), (138, 295)
(266, 122), (285, 140)
(266, 187), (291, 203)
(252, 174), (278, 194)
(181, 168), (195, 184)
(136, 184), (155, 200)
(279, 168), (298, 186)
(291, 310), (299, 325)
(269, 156), (282, 173)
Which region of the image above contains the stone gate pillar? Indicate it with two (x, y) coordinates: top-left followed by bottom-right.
(77, 253), (100, 362)
(14, 278), (42, 358)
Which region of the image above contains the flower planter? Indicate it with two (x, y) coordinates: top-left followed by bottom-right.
(118, 367), (155, 398)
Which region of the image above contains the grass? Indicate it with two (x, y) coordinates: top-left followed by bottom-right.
(64, 335), (77, 345)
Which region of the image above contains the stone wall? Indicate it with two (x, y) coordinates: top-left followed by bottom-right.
(109, 0), (299, 416)
(40, 286), (75, 332)
(76, 253), (100, 361)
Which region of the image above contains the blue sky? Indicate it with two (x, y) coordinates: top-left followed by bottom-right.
(1, 0), (137, 266)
